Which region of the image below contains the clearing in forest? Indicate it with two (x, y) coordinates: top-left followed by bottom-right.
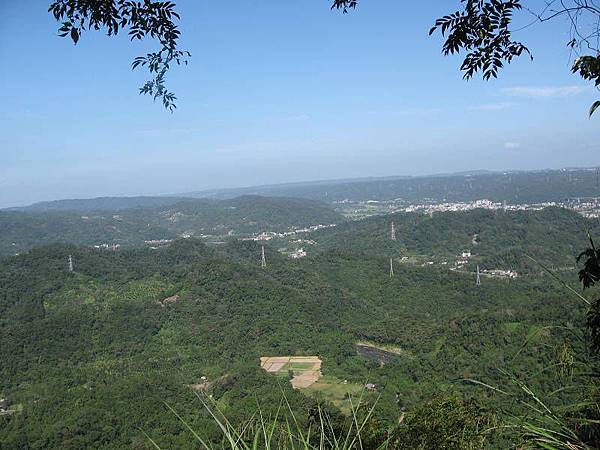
(304, 376), (364, 414)
(355, 341), (414, 364)
(260, 356), (322, 389)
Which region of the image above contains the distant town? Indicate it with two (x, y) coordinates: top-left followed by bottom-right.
(334, 197), (600, 219)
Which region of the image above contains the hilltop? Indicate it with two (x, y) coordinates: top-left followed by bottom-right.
(291, 207), (596, 273)
(0, 195), (343, 256)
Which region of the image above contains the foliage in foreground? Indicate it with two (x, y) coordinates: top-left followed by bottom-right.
(151, 392), (499, 450)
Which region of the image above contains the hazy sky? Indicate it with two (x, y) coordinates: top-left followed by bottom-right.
(1, 1), (599, 207)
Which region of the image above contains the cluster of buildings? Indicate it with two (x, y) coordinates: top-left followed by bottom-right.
(242, 224), (337, 242)
(289, 248), (307, 259)
(481, 268), (519, 279)
(240, 224), (338, 259)
(144, 239), (173, 249)
(562, 197), (600, 218)
(336, 196), (600, 219)
(402, 199), (552, 215)
(450, 250), (518, 278)
(455, 251), (472, 267)
(93, 243), (121, 251)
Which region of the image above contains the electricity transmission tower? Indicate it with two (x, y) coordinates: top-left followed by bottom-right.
(476, 265), (481, 286)
(389, 258), (394, 278)
(68, 255), (74, 272)
(391, 221), (396, 241)
(261, 246), (266, 269)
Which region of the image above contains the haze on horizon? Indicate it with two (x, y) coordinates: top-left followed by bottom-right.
(1, 1), (599, 208)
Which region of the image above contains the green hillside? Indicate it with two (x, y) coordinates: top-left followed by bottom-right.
(0, 196), (343, 257)
(311, 207), (596, 273)
(0, 235), (591, 448)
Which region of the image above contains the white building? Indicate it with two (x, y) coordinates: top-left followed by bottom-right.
(289, 248), (307, 259)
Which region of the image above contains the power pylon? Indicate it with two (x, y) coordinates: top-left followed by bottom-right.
(68, 255), (74, 272)
(389, 258), (394, 278)
(476, 265), (481, 286)
(261, 246), (266, 269)
(391, 221), (396, 241)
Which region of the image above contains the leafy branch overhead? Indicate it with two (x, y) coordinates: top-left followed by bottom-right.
(427, 0), (600, 116)
(330, 0), (358, 13)
(429, 0), (531, 81)
(49, 0), (190, 111)
(49, 0), (600, 115)
(336, 0), (600, 117)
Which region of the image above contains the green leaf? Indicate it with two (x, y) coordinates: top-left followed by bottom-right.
(70, 27), (79, 44)
(589, 100), (600, 117)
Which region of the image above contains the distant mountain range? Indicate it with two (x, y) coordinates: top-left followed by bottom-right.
(6, 167), (600, 213)
(178, 167), (600, 203)
(8, 196), (190, 212)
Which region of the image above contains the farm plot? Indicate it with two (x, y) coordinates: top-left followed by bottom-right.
(260, 356), (322, 389)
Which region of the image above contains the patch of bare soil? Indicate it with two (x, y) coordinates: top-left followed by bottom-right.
(157, 294), (179, 308)
(260, 356), (322, 389)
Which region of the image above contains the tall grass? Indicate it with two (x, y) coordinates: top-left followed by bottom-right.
(147, 389), (389, 450)
(473, 255), (600, 449)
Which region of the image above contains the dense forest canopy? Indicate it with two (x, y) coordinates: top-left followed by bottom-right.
(311, 207), (596, 272)
(0, 237), (590, 448)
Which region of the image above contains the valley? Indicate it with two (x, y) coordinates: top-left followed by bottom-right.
(1, 170), (599, 448)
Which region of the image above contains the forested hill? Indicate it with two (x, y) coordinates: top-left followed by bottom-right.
(185, 168), (600, 203)
(0, 196), (343, 256)
(0, 239), (586, 448)
(310, 207), (597, 272)
(10, 196), (190, 212)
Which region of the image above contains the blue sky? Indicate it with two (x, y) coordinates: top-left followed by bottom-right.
(1, 1), (599, 207)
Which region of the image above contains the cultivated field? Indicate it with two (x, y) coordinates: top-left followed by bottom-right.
(260, 357), (368, 412)
(260, 356), (322, 388)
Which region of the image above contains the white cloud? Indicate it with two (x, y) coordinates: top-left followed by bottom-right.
(504, 142), (521, 149)
(469, 102), (513, 111)
(501, 85), (587, 98)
